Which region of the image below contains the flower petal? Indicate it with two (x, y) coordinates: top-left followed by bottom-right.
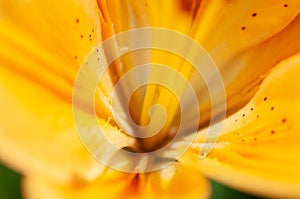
(193, 0), (300, 64)
(0, 65), (104, 183)
(192, 1), (300, 117)
(131, 1), (300, 130)
(0, 65), (139, 183)
(145, 163), (211, 199)
(223, 13), (300, 115)
(181, 53), (300, 198)
(0, 0), (119, 122)
(23, 163), (210, 199)
(0, 0), (102, 100)
(0, 0), (109, 182)
(144, 0), (197, 33)
(0, 66), (136, 183)
(23, 171), (137, 199)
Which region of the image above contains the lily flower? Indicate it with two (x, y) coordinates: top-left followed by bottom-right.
(0, 0), (300, 198)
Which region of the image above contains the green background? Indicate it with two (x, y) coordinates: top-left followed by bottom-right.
(0, 163), (262, 199)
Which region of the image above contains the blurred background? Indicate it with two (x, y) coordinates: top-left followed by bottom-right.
(0, 163), (262, 199)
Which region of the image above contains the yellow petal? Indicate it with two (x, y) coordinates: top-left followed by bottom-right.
(135, 1), (300, 141)
(181, 53), (300, 198)
(224, 13), (300, 115)
(0, 0), (108, 182)
(0, 0), (102, 99)
(193, 0), (300, 64)
(23, 163), (210, 199)
(0, 61), (138, 182)
(126, 0), (202, 148)
(192, 1), (300, 118)
(0, 0), (117, 120)
(0, 65), (104, 183)
(23, 171), (137, 199)
(144, 0), (196, 33)
(145, 163), (211, 199)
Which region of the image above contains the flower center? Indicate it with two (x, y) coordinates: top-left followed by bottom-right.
(73, 28), (226, 173)
(100, 50), (203, 153)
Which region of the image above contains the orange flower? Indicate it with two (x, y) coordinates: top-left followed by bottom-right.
(0, 0), (300, 198)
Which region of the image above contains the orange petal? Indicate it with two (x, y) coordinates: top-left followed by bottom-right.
(0, 0), (102, 101)
(0, 0), (109, 183)
(192, 0), (300, 64)
(0, 65), (104, 183)
(224, 13), (300, 115)
(192, 1), (300, 117)
(130, 1), (300, 127)
(0, 63), (138, 182)
(144, 163), (211, 199)
(181, 53), (300, 198)
(23, 171), (137, 199)
(23, 163), (211, 199)
(144, 0), (197, 33)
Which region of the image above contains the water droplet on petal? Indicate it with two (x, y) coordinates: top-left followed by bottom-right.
(199, 151), (207, 159)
